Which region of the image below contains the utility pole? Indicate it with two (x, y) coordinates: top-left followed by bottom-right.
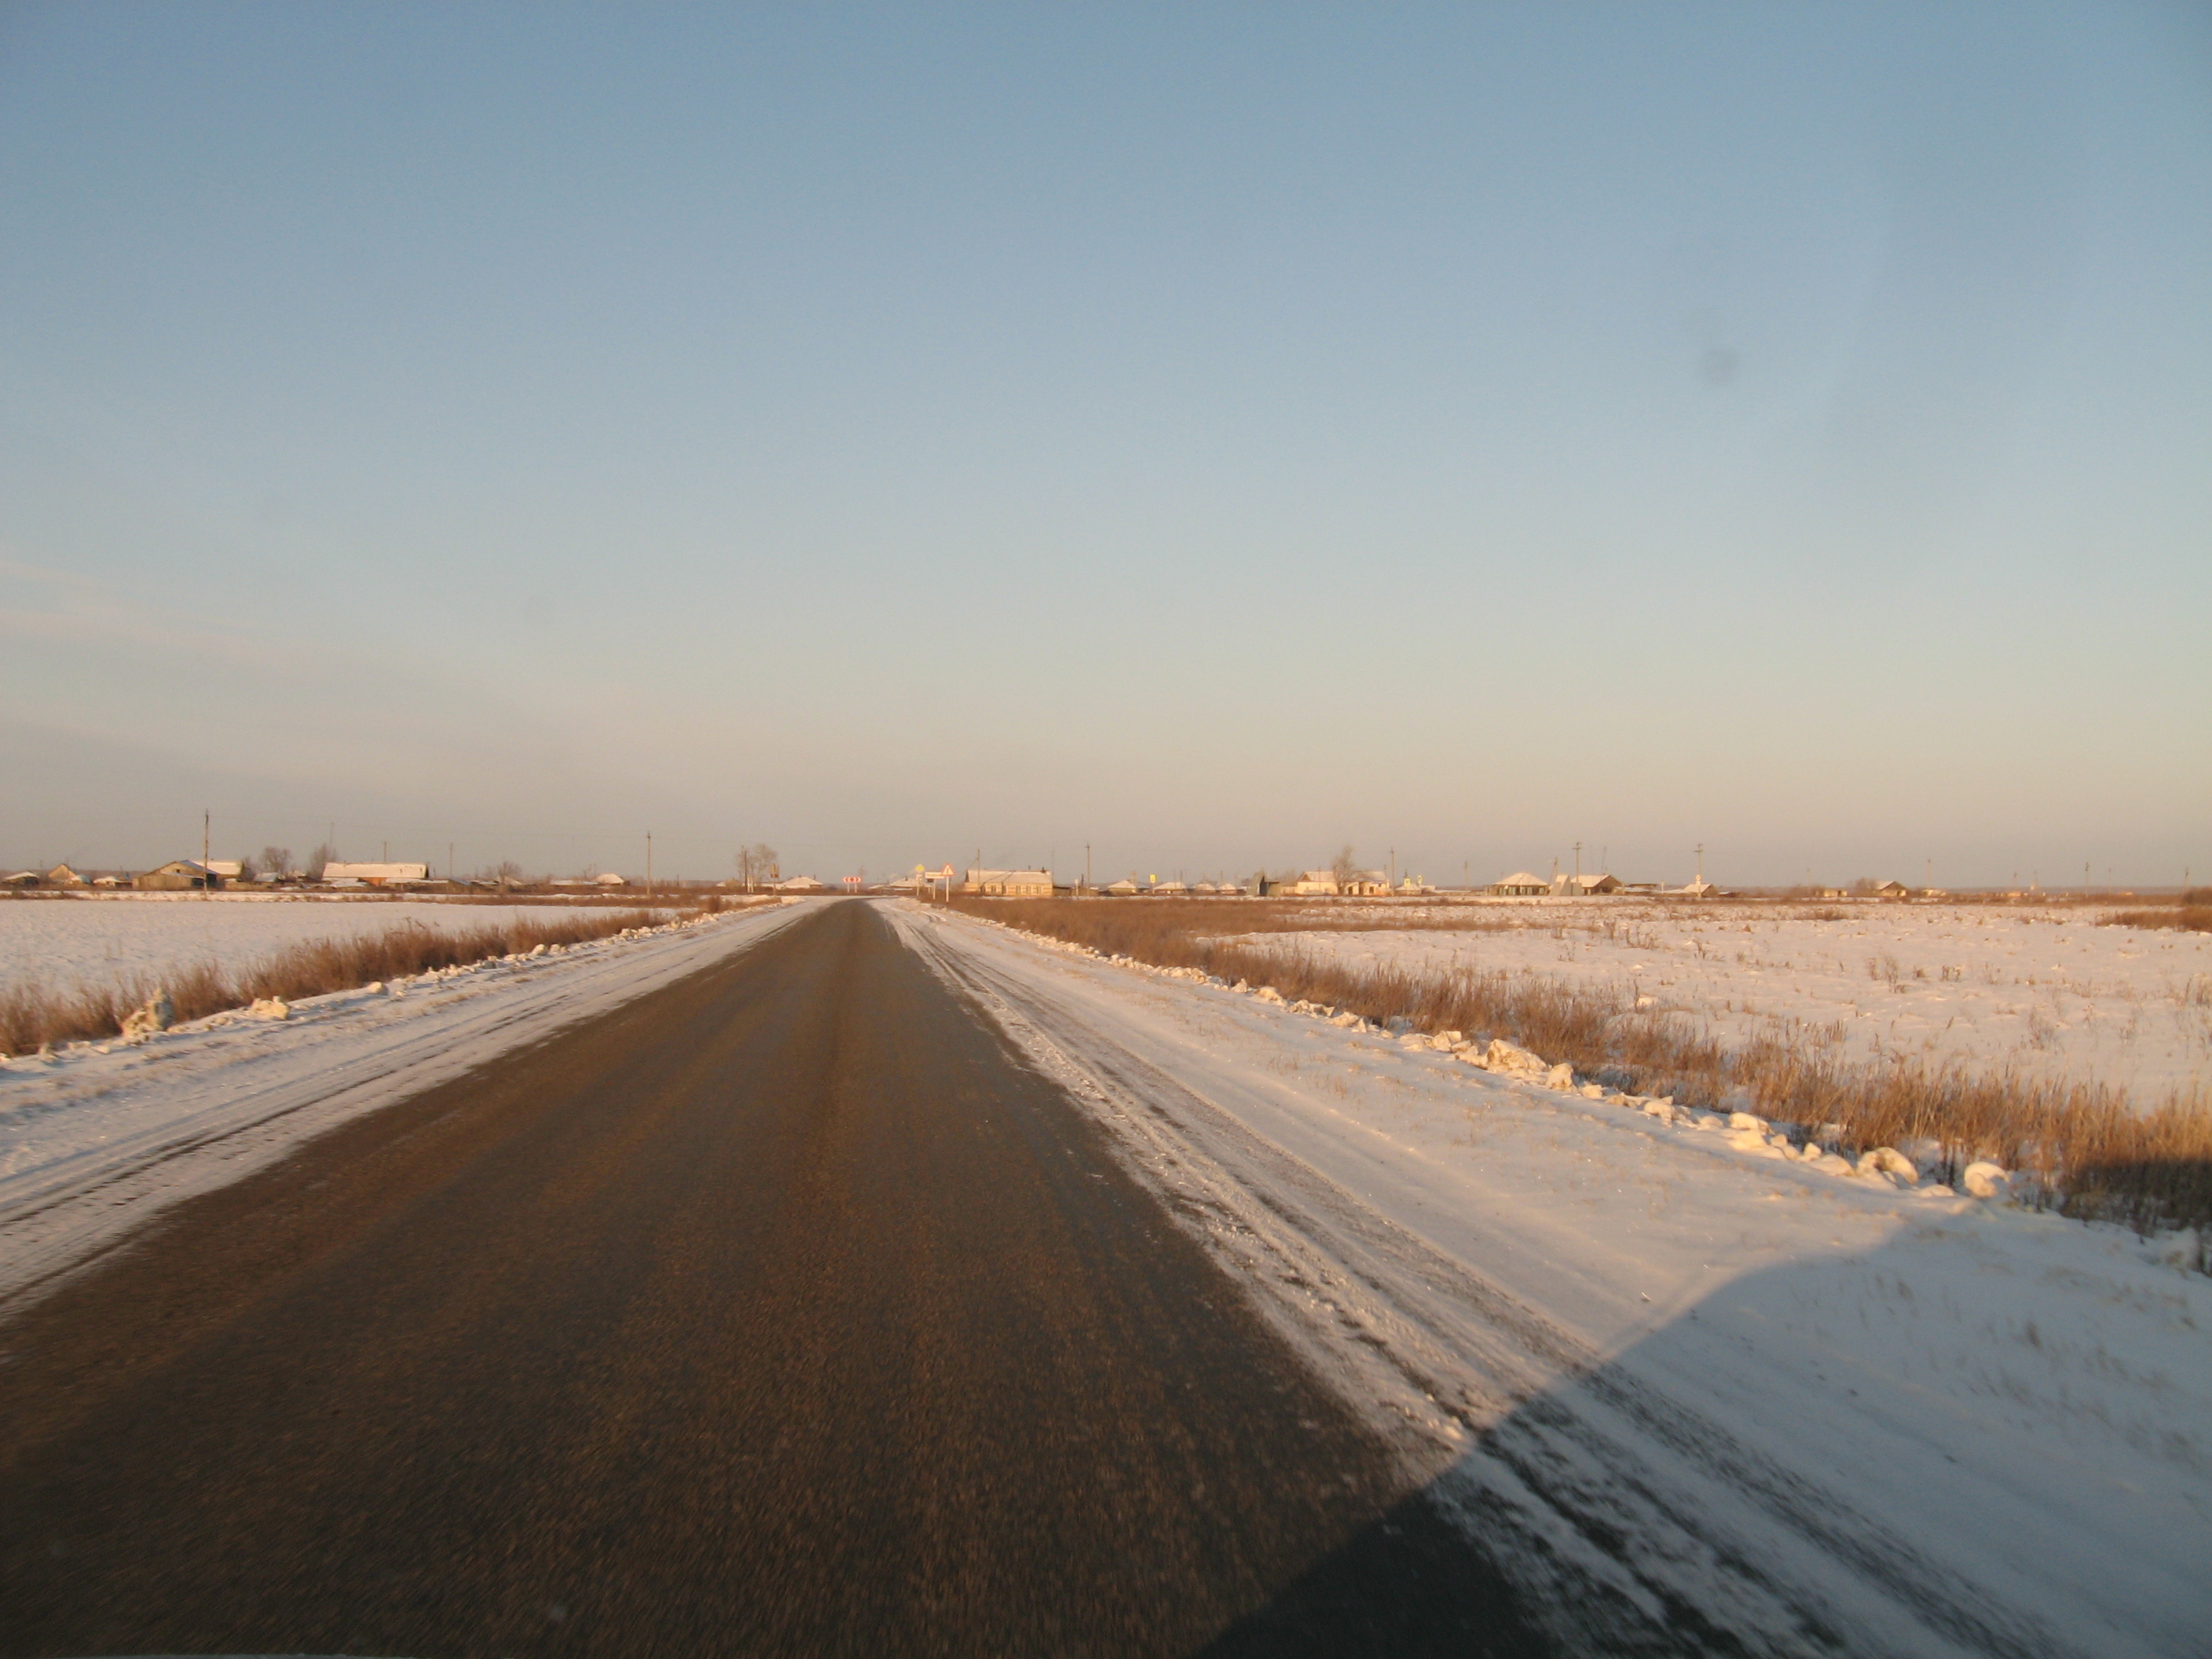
(1389, 847), (1396, 890)
(1085, 844), (1092, 892)
(202, 810), (210, 899)
(1696, 842), (1705, 895)
(1573, 840), (1582, 881)
(646, 832), (654, 899)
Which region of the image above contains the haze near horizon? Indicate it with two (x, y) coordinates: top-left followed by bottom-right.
(3, 3), (2206, 886)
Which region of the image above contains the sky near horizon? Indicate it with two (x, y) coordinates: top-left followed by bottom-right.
(3, 3), (2207, 887)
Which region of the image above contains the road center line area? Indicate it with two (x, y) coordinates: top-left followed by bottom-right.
(0, 900), (1545, 1658)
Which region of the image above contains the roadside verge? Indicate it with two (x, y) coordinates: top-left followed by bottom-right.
(0, 900), (806, 1310)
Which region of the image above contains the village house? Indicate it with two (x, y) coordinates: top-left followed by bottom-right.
(322, 862), (431, 887)
(1103, 877), (1140, 895)
(1282, 870), (1340, 896)
(44, 863), (87, 888)
(135, 859), (218, 891)
(964, 868), (1053, 897)
(775, 874), (826, 892)
(1489, 871), (1549, 896)
(1553, 872), (1623, 896)
(1875, 879), (1913, 899)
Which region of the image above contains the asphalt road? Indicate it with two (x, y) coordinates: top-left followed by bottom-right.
(0, 900), (1543, 1658)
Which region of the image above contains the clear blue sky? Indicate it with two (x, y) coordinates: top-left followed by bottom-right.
(3, 3), (2207, 886)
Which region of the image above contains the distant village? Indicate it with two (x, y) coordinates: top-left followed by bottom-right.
(0, 859), (736, 895)
(5, 855), (1958, 903)
(882, 865), (1946, 901)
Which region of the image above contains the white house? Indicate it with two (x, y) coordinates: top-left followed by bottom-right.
(1284, 870), (1340, 896)
(44, 863), (87, 888)
(775, 874), (826, 892)
(1104, 877), (1140, 895)
(1553, 872), (1623, 896)
(1489, 872), (1549, 897)
(323, 862), (430, 887)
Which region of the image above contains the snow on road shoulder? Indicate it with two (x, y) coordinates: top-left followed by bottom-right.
(895, 903), (2211, 1657)
(0, 900), (807, 1311)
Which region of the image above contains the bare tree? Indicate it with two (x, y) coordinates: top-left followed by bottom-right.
(734, 842), (779, 891)
(489, 859), (525, 891)
(1330, 844), (1358, 888)
(258, 845), (294, 880)
(306, 841), (339, 881)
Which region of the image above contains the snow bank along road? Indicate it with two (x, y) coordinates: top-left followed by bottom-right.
(2, 900), (2204, 1655)
(0, 898), (804, 1311)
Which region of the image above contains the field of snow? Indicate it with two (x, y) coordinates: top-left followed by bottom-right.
(905, 904), (2210, 1656)
(0, 892), (687, 1000)
(1222, 901), (2212, 1104)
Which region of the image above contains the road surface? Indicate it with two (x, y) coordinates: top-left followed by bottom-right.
(0, 899), (1542, 1657)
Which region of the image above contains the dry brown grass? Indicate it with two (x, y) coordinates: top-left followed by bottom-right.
(2104, 906), (2212, 935)
(0, 898), (742, 1057)
(950, 895), (2212, 1234)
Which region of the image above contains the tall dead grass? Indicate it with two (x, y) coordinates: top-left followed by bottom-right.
(952, 896), (2212, 1234)
(0, 899), (734, 1057)
(2104, 905), (2212, 935)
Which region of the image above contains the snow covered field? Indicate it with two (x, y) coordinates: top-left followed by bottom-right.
(0, 900), (804, 1308)
(1222, 902), (2212, 1104)
(0, 893), (685, 1000)
(899, 903), (2210, 1656)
